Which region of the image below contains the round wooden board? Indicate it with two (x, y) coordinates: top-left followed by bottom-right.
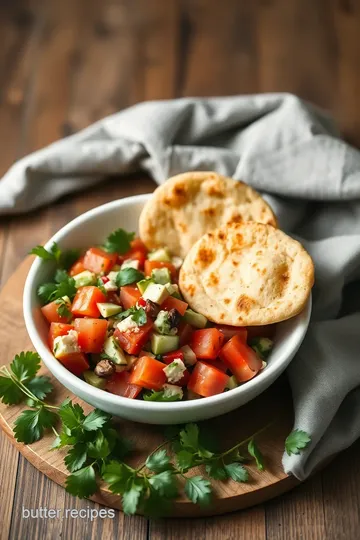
(0, 258), (300, 517)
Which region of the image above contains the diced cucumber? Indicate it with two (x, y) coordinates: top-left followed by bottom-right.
(137, 278), (154, 294)
(142, 283), (169, 304)
(83, 370), (107, 389)
(180, 345), (197, 366)
(225, 375), (238, 391)
(151, 267), (171, 285)
(97, 302), (122, 318)
(148, 247), (171, 262)
(183, 309), (207, 329)
(250, 337), (274, 360)
(103, 336), (128, 365)
(121, 259), (140, 270)
(165, 283), (181, 299)
(73, 270), (96, 288)
(151, 332), (179, 355)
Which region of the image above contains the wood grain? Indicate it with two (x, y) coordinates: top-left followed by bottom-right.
(0, 0), (359, 537)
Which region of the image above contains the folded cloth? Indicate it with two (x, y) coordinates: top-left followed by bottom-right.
(1, 93), (360, 480)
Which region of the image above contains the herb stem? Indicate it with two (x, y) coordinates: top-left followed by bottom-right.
(136, 439), (172, 472)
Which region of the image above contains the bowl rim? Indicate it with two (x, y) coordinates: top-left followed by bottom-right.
(23, 194), (312, 413)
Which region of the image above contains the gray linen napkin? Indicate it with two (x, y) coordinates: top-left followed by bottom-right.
(1, 93), (360, 481)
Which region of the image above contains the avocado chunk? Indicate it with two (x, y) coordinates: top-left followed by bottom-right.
(103, 336), (127, 365)
(83, 370), (107, 389)
(151, 267), (171, 285)
(73, 270), (96, 288)
(151, 333), (179, 355)
(148, 247), (171, 262)
(225, 375), (238, 391)
(250, 337), (274, 360)
(137, 278), (154, 295)
(183, 309), (207, 329)
(142, 283), (169, 304)
(97, 302), (122, 318)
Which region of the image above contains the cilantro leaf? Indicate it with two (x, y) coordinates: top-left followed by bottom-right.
(146, 449), (172, 473)
(248, 439), (265, 471)
(54, 269), (69, 283)
(0, 376), (23, 405)
(185, 476), (212, 506)
(175, 449), (194, 472)
(59, 401), (85, 430)
(205, 461), (228, 480)
(51, 429), (78, 449)
(122, 480), (144, 515)
(87, 431), (111, 459)
(13, 407), (57, 444)
(60, 249), (81, 271)
(102, 461), (134, 494)
(37, 275), (77, 304)
(143, 390), (181, 402)
(26, 376), (53, 400)
(37, 283), (57, 303)
(66, 465), (97, 498)
(224, 463), (249, 483)
(285, 429), (311, 456)
(55, 298), (72, 319)
(29, 243), (62, 262)
(131, 307), (147, 326)
(148, 470), (178, 498)
(10, 352), (41, 382)
(115, 268), (144, 287)
(180, 424), (199, 451)
(103, 228), (135, 254)
(83, 409), (111, 431)
(64, 443), (88, 472)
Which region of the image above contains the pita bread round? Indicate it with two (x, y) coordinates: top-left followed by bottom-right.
(179, 222), (314, 326)
(139, 171), (277, 258)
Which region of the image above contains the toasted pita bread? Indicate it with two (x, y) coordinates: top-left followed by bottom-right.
(179, 222), (314, 326)
(139, 171), (277, 258)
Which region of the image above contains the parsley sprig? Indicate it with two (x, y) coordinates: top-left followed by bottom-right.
(102, 229), (135, 254)
(0, 350), (311, 516)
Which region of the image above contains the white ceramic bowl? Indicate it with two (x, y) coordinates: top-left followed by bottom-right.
(23, 194), (311, 424)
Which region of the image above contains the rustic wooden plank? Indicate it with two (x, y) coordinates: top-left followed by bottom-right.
(149, 506), (266, 540)
(180, 0), (258, 96)
(265, 475), (326, 540)
(321, 439), (360, 540)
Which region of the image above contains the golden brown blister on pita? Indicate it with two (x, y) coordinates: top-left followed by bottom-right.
(179, 222), (314, 326)
(139, 171), (277, 258)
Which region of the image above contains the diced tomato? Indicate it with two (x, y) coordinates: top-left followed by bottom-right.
(118, 238), (148, 268)
(178, 322), (193, 347)
(162, 350), (184, 365)
(120, 286), (142, 310)
(178, 369), (190, 387)
(71, 286), (107, 318)
(58, 352), (89, 376)
(48, 322), (74, 350)
(188, 361), (229, 397)
(219, 334), (262, 382)
(83, 247), (117, 274)
(128, 355), (167, 390)
(246, 324), (277, 341)
(74, 318), (108, 353)
(208, 359), (228, 373)
(114, 319), (153, 355)
(215, 324), (247, 343)
(41, 300), (72, 324)
(191, 328), (224, 360)
(106, 292), (121, 305)
(161, 296), (188, 316)
(106, 371), (142, 399)
(131, 238), (147, 252)
(69, 257), (86, 277)
(144, 260), (176, 280)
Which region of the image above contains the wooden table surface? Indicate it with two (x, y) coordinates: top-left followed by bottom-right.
(1, 0), (360, 538)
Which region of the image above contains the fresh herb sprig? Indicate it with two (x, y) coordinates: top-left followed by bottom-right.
(102, 229), (135, 254)
(30, 243), (80, 270)
(0, 351), (311, 516)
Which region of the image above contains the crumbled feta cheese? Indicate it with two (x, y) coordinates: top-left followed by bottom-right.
(171, 256), (183, 269)
(53, 330), (80, 359)
(163, 358), (186, 383)
(116, 315), (140, 333)
(107, 271), (119, 282)
(142, 283), (169, 304)
(163, 384), (183, 400)
(121, 259), (140, 270)
(104, 280), (118, 292)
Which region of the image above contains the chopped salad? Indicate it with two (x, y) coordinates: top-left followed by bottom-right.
(33, 229), (274, 402)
